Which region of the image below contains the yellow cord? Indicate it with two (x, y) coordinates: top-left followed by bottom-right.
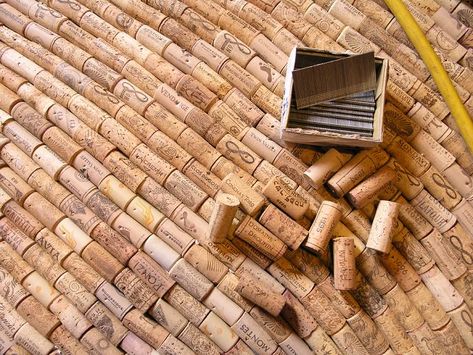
(382, 0), (473, 153)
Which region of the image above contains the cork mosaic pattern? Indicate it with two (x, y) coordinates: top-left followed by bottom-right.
(0, 0), (472, 353)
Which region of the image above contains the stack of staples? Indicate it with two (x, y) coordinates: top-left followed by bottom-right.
(281, 48), (388, 147)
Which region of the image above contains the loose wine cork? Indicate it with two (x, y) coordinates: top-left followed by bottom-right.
(408, 321), (442, 355)
(347, 167), (397, 209)
(259, 204), (308, 250)
(305, 201), (343, 254)
(347, 310), (390, 355)
(235, 272), (285, 317)
(420, 265), (463, 312)
(411, 190), (456, 233)
(366, 201), (400, 253)
(207, 193), (239, 243)
(406, 282), (449, 330)
(14, 323), (55, 355)
(86, 301), (129, 343)
(48, 295), (91, 339)
(303, 148), (351, 189)
(262, 176), (308, 220)
(327, 148), (389, 197)
(231, 312), (278, 354)
(333, 237), (356, 290)
(434, 320), (470, 354)
(301, 287), (346, 335)
(380, 247), (421, 292)
(373, 308), (415, 354)
(235, 216), (287, 260)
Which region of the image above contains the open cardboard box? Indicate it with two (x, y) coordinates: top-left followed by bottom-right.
(281, 47), (388, 148)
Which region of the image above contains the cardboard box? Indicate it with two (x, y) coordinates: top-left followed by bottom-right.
(281, 47), (388, 147)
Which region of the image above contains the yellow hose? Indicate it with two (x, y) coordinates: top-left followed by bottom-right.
(382, 0), (473, 153)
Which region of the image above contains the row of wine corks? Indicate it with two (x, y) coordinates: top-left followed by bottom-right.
(59, 0), (285, 115)
(0, 109), (324, 355)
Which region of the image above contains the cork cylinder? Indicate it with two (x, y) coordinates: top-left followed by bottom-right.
(262, 175), (309, 220)
(346, 166), (397, 209)
(366, 201), (400, 254)
(333, 237), (356, 290)
(303, 148), (351, 189)
(305, 201), (343, 254)
(208, 193), (239, 243)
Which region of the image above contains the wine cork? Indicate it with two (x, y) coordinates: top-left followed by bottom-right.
(317, 276), (360, 319)
(347, 167), (397, 209)
(235, 273), (284, 317)
(366, 200), (400, 253)
(150, 298), (188, 336)
(202, 287), (244, 327)
(60, 194), (101, 235)
(258, 204), (307, 250)
(434, 320), (470, 354)
(301, 287), (346, 335)
(169, 258), (213, 301)
(125, 196), (165, 232)
(0, 218), (34, 256)
(406, 282), (450, 330)
(31, 144), (67, 180)
(386, 158), (424, 200)
(154, 217), (194, 255)
(386, 136), (431, 177)
(383, 283), (424, 332)
(54, 272), (96, 314)
(420, 265), (463, 312)
(0, 266), (29, 308)
(122, 309), (168, 349)
(90, 221), (135, 266)
(93, 281), (133, 323)
(0, 295), (27, 338)
(21, 270), (60, 308)
(219, 60), (261, 98)
(356, 249), (396, 295)
(232, 238), (271, 270)
(54, 217), (92, 254)
(49, 325), (87, 355)
(331, 323), (370, 354)
(85, 302), (128, 346)
(218, 273), (254, 312)
(303, 148), (351, 189)
(281, 290), (317, 338)
(99, 175), (135, 211)
(395, 195), (433, 240)
(421, 229), (466, 280)
(231, 311), (278, 354)
(22, 243), (66, 285)
(448, 302), (473, 349)
(160, 18), (200, 49)
(81, 327), (121, 355)
(49, 295), (90, 338)
(114, 268), (158, 312)
(72, 151), (111, 186)
(2, 122), (42, 158)
(305, 201), (343, 254)
(184, 244), (227, 284)
(444, 223), (473, 271)
(452, 198), (473, 233)
(26, 170), (70, 209)
(373, 307), (415, 354)
(380, 247), (421, 292)
(214, 30), (256, 68)
(262, 176), (308, 220)
(2, 200), (39, 239)
(221, 173), (264, 216)
(347, 310), (389, 355)
(1, 143), (40, 182)
(327, 148), (389, 197)
(351, 274), (388, 319)
(411, 190), (457, 233)
(216, 134), (262, 175)
(285, 248), (330, 285)
(393, 228), (435, 274)
(249, 306), (292, 344)
(164, 284), (211, 326)
(411, 131), (455, 173)
(408, 321), (442, 355)
(235, 216), (287, 260)
(178, 321), (222, 354)
(408, 103), (451, 143)
(14, 323), (55, 355)
(206, 193), (238, 243)
(200, 311), (239, 351)
(0, 241), (33, 284)
(333, 237), (356, 290)
(62, 253), (104, 294)
(120, 331), (155, 355)
(10, 103), (53, 140)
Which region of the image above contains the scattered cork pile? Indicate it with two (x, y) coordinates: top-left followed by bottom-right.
(0, 0), (472, 354)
